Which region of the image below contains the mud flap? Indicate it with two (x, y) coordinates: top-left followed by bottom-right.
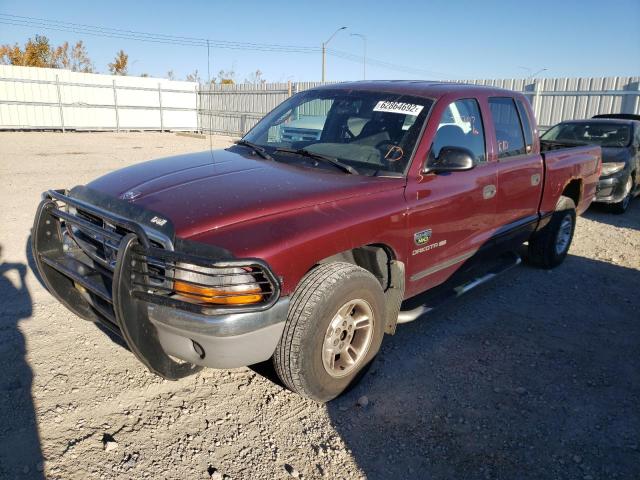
(112, 234), (202, 380)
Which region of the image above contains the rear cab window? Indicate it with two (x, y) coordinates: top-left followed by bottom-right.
(489, 97), (527, 159)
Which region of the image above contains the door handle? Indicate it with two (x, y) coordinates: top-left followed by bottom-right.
(483, 184), (496, 200)
(531, 174), (541, 186)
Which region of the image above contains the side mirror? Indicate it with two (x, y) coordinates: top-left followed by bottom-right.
(424, 146), (475, 173)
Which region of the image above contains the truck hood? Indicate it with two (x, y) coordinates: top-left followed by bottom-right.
(600, 146), (632, 164)
(85, 148), (404, 239)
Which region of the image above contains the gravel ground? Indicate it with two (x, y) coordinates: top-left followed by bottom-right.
(0, 132), (639, 480)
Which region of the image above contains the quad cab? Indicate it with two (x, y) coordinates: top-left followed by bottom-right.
(33, 82), (601, 401)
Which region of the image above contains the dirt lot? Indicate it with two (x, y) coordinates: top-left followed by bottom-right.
(1, 132), (639, 480)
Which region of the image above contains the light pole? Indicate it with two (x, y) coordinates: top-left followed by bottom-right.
(350, 33), (367, 80)
(530, 68), (548, 78)
(518, 66), (548, 80)
(322, 26), (347, 82)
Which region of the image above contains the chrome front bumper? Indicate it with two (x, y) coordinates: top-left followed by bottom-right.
(148, 298), (289, 368)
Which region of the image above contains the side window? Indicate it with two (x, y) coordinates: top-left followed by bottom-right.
(515, 99), (534, 153)
(489, 97), (526, 159)
(430, 98), (486, 164)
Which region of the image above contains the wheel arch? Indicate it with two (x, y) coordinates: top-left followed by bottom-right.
(561, 178), (582, 207)
(315, 243), (405, 335)
(316, 243), (395, 288)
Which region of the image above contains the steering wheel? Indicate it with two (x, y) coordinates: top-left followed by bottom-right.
(375, 141), (404, 162)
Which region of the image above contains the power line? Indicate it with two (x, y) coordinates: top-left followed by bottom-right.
(0, 14), (320, 52)
(0, 13), (447, 77)
(327, 49), (448, 77)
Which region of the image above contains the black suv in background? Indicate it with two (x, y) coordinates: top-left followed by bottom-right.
(541, 115), (640, 213)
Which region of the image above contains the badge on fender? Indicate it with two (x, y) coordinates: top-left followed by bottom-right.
(414, 229), (432, 246)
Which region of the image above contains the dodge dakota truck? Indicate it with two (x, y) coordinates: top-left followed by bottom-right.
(33, 81), (601, 402)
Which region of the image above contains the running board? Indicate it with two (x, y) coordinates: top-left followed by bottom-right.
(397, 252), (522, 324)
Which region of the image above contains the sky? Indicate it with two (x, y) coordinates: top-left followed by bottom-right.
(0, 0), (639, 82)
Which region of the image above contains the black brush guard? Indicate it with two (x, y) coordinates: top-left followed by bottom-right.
(32, 189), (280, 380)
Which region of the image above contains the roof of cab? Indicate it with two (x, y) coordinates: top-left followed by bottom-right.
(560, 118), (639, 126)
(311, 80), (519, 99)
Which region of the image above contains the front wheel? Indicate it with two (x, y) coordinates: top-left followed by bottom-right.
(527, 196), (576, 269)
(610, 174), (634, 214)
(273, 262), (386, 402)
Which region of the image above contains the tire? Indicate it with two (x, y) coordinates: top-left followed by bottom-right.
(273, 262), (386, 402)
(610, 174), (634, 214)
(527, 196), (576, 269)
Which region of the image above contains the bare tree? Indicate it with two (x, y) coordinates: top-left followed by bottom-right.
(166, 69), (175, 81)
(245, 69), (266, 85)
(217, 68), (236, 85)
(108, 50), (128, 75)
(185, 69), (201, 84)
(70, 41), (94, 72)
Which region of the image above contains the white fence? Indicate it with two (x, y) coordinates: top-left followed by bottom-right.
(199, 77), (640, 135)
(0, 65), (198, 131)
(1, 67), (638, 135)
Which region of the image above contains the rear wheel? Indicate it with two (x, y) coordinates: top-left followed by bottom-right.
(610, 174), (634, 214)
(527, 196), (576, 269)
(273, 262), (385, 402)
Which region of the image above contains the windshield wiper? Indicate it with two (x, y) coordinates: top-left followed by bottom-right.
(274, 147), (359, 175)
(235, 140), (274, 161)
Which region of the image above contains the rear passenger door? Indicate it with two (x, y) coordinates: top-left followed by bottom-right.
(489, 97), (543, 242)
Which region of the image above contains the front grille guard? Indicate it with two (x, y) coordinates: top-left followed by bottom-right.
(32, 189), (281, 379)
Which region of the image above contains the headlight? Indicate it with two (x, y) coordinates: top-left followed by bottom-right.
(173, 263), (263, 305)
(600, 162), (626, 176)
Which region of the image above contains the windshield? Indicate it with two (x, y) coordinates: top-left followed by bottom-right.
(241, 89), (433, 176)
(541, 122), (631, 148)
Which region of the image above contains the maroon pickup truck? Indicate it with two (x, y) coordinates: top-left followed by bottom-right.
(33, 82), (601, 402)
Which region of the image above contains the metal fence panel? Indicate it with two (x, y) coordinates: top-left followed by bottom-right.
(461, 76), (640, 130)
(198, 77), (640, 136)
(0, 65), (198, 131)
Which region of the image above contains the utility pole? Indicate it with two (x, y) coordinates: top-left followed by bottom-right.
(207, 39), (211, 86)
(322, 26), (347, 82)
(350, 33), (367, 80)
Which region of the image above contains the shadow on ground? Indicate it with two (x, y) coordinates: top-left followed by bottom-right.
(583, 198), (640, 230)
(326, 254), (640, 480)
(0, 245), (44, 479)
(26, 234), (129, 352)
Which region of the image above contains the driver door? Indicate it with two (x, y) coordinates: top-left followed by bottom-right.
(404, 97), (499, 297)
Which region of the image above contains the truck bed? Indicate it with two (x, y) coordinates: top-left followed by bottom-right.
(539, 143), (601, 216)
